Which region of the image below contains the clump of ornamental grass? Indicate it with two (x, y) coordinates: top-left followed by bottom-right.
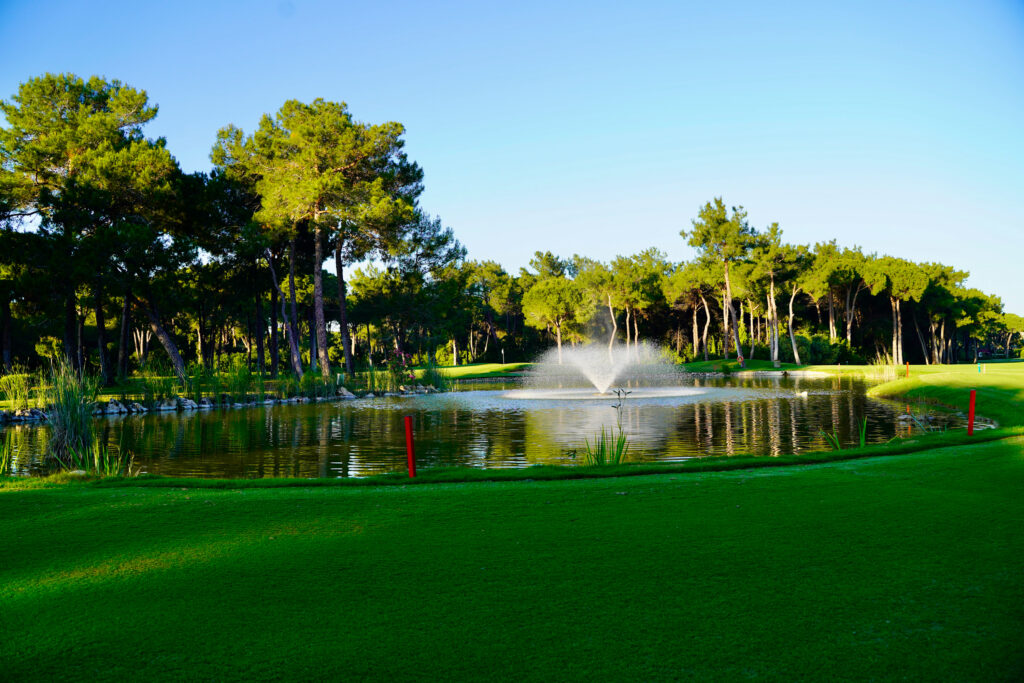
(226, 360), (254, 402)
(66, 436), (136, 477)
(45, 358), (99, 467)
(138, 367), (179, 408)
(419, 362), (452, 392)
(0, 369), (36, 410)
(583, 388), (631, 466)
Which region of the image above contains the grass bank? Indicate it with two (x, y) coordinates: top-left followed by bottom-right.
(867, 365), (1024, 427)
(2, 438), (1022, 680)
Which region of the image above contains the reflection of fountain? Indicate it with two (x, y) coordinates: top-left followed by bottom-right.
(508, 342), (686, 399)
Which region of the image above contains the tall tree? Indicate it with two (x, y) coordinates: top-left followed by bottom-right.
(213, 99), (420, 378)
(682, 198), (756, 365)
(0, 73), (168, 370)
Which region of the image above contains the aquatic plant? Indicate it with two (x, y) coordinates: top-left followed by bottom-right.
(584, 388), (631, 466)
(187, 362), (208, 403)
(0, 429), (17, 475)
(419, 362), (452, 392)
(818, 426), (842, 451)
(66, 436), (136, 476)
(137, 368), (179, 408)
(46, 358), (99, 465)
(226, 360), (254, 402)
(360, 364), (400, 394)
(0, 370), (36, 410)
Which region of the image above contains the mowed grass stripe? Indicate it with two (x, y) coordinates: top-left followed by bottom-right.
(2, 438), (1023, 681)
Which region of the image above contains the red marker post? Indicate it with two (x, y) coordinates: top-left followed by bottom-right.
(404, 415), (417, 477)
(906, 362), (910, 378)
(967, 390), (976, 436)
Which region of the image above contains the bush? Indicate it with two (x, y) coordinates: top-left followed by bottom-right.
(0, 371), (36, 410)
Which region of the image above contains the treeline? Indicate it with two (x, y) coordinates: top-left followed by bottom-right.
(0, 73), (1021, 383)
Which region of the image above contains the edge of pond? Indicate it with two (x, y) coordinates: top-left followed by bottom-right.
(3, 426), (1018, 491)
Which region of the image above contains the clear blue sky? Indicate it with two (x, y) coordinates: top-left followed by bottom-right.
(2, 0), (1022, 311)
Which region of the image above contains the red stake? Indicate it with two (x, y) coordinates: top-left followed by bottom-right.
(404, 415), (417, 477)
(906, 362), (910, 378)
(967, 390), (976, 436)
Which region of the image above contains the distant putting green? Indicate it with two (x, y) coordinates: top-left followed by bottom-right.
(868, 363), (1024, 426)
(2, 437), (1023, 681)
(426, 362), (532, 379)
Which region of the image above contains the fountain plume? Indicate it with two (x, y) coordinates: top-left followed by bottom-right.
(523, 342), (677, 394)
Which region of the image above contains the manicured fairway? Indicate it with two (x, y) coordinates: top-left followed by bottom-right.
(2, 438), (1023, 681)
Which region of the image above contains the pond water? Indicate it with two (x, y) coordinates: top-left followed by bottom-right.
(3, 375), (963, 478)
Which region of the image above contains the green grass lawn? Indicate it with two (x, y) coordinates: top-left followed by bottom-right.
(2, 438), (1023, 681)
(428, 361), (532, 379)
(868, 364), (1024, 427)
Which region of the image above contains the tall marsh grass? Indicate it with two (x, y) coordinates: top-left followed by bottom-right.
(66, 436), (136, 476)
(0, 429), (17, 475)
(0, 371), (36, 410)
(583, 388), (631, 466)
(45, 358), (98, 466)
(138, 368), (179, 408)
(418, 363), (452, 392)
(226, 361), (254, 402)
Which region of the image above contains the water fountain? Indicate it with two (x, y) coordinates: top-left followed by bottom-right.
(504, 342), (715, 401)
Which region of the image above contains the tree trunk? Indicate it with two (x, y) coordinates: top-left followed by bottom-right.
(555, 319), (562, 364)
(890, 297), (899, 364)
(913, 312), (929, 365)
(1, 294), (12, 371)
(312, 226), (331, 378)
(335, 241), (354, 377)
(700, 294), (711, 361)
(607, 294), (617, 360)
(633, 311), (639, 356)
(722, 290), (730, 360)
(723, 262), (737, 361)
(117, 294), (130, 377)
(63, 293), (77, 369)
(691, 305), (699, 359)
(730, 299), (743, 365)
(788, 287), (802, 365)
(245, 313), (253, 369)
(255, 288), (265, 375)
(827, 292), (836, 341)
(269, 270), (280, 378)
(287, 237), (302, 375)
(747, 299), (755, 360)
(266, 247), (303, 376)
(94, 285), (110, 385)
(896, 299), (905, 365)
(130, 294), (187, 384)
(624, 307), (631, 352)
(309, 305), (318, 373)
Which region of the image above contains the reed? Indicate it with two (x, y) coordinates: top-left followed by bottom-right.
(419, 363), (452, 392)
(0, 371), (35, 410)
(583, 388), (631, 466)
(818, 426), (842, 450)
(45, 358), (98, 466)
(226, 361), (254, 402)
(66, 436), (136, 476)
(0, 429), (17, 475)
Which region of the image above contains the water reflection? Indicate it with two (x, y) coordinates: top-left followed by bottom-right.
(3, 377), (964, 478)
